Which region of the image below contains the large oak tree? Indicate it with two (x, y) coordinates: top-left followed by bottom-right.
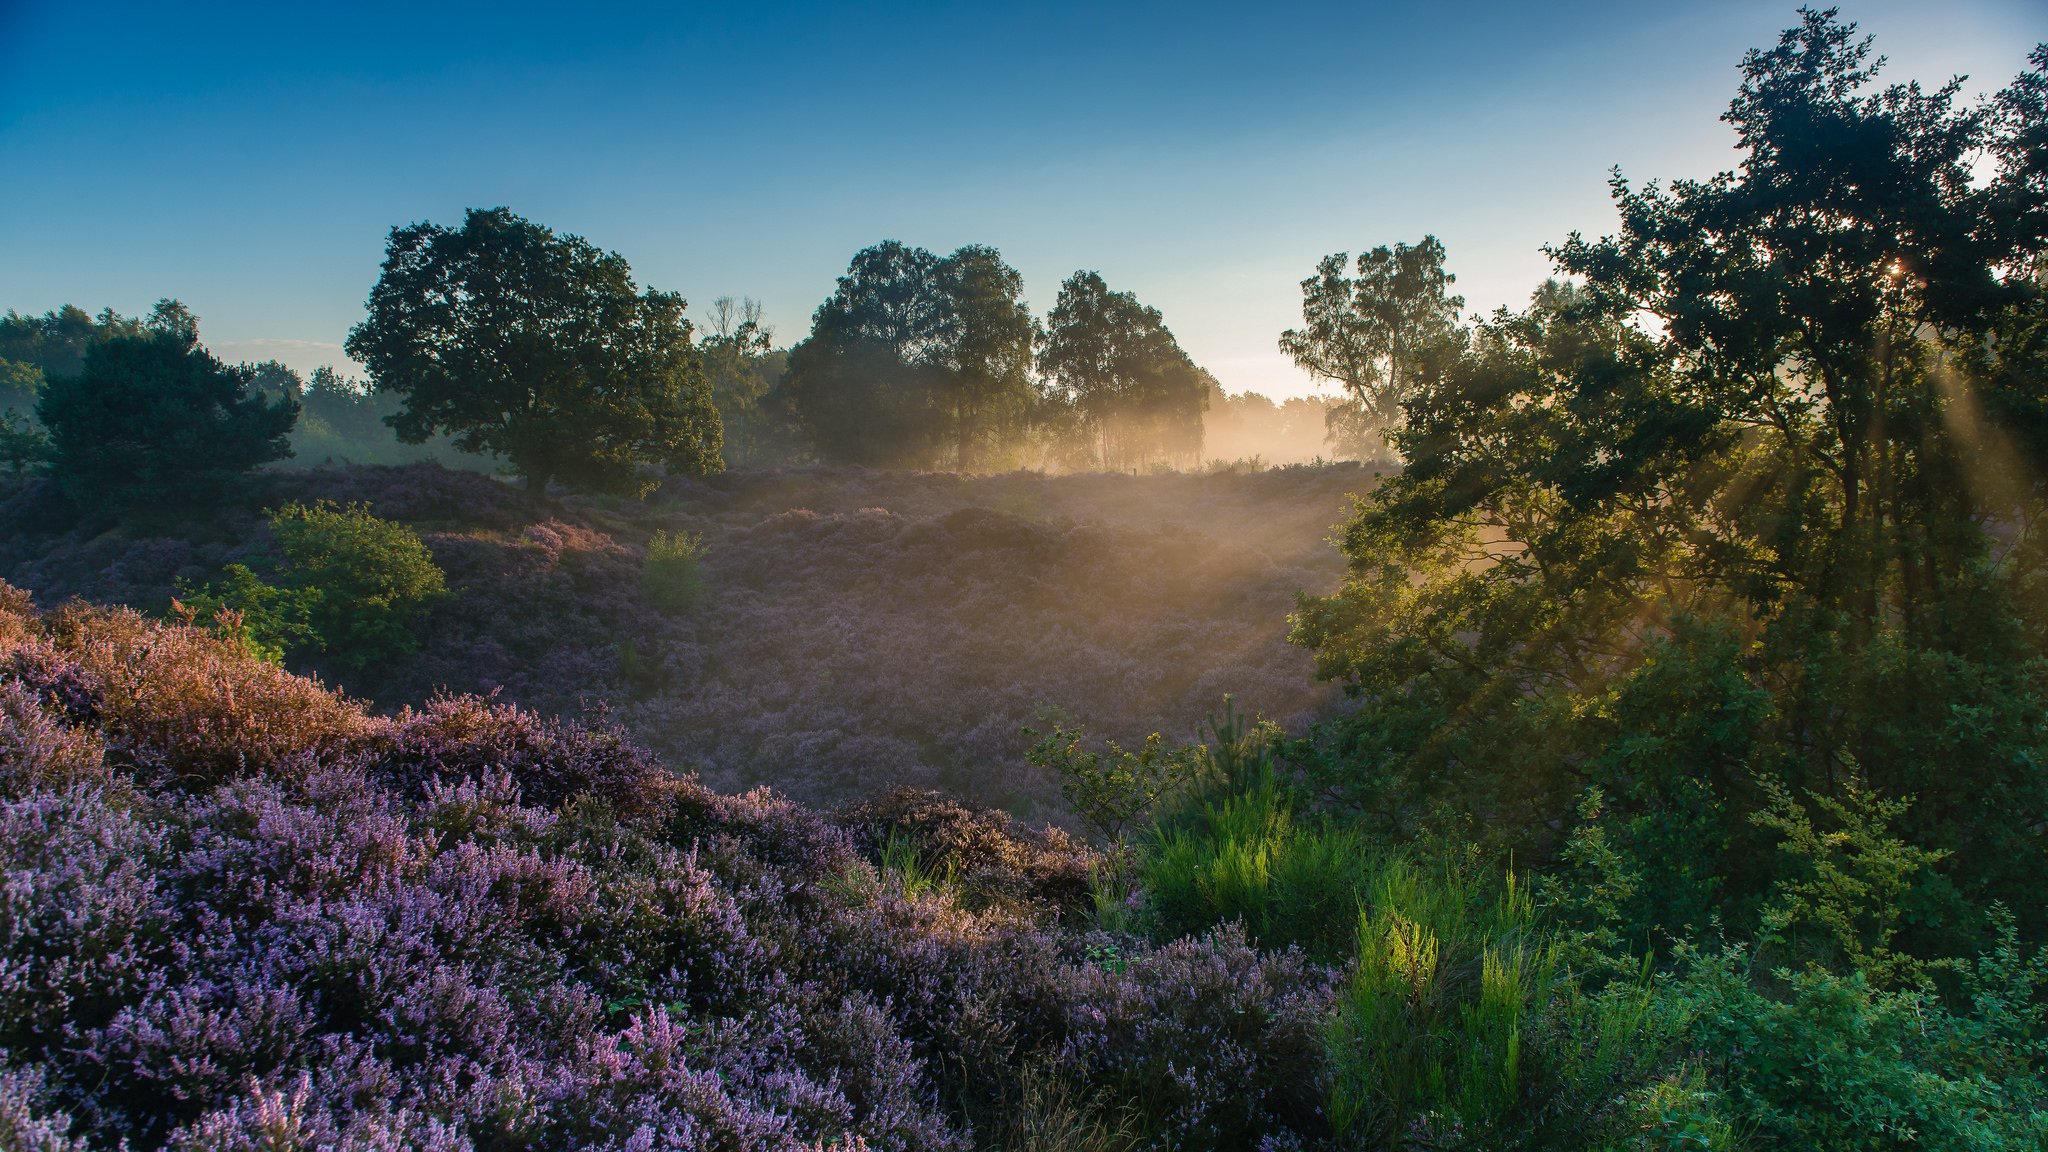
(345, 208), (722, 500)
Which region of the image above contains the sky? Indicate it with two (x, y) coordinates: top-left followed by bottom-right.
(2, 0), (2042, 400)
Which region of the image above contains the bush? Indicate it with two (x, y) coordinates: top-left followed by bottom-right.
(641, 528), (706, 612)
(1, 585), (375, 789)
(1136, 712), (1371, 961)
(0, 585), (1360, 1150)
(170, 563), (319, 665)
(267, 500), (446, 670)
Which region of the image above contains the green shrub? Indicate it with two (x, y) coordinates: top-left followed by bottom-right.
(1137, 708), (1374, 960)
(171, 563), (319, 665)
(641, 529), (706, 613)
(1325, 859), (1689, 1150)
(268, 500), (446, 670)
(1672, 945), (2046, 1150)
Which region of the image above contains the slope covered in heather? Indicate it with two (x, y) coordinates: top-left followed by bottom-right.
(0, 584), (1333, 1150)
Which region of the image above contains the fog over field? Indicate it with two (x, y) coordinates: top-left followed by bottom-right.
(0, 462), (1371, 818)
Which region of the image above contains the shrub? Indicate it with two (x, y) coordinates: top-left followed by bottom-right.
(1059, 925), (1334, 1150)
(171, 563), (320, 665)
(641, 528), (706, 612)
(1673, 946), (2046, 1150)
(1137, 711), (1370, 961)
(268, 500), (446, 670)
(5, 592), (375, 788)
(368, 692), (674, 821)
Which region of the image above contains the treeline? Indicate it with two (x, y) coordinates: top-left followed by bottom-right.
(2, 217), (1374, 515)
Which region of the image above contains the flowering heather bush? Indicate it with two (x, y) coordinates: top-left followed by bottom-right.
(1059, 927), (1333, 1150)
(0, 462), (1365, 819)
(0, 583), (1351, 1150)
(4, 593), (373, 788)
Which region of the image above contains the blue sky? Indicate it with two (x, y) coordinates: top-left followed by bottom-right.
(1, 0), (2040, 398)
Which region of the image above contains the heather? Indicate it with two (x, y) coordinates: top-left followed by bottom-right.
(0, 584), (1343, 1150)
(0, 460), (1360, 817)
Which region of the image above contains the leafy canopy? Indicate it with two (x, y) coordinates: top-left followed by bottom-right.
(1037, 270), (1210, 471)
(345, 207), (722, 498)
(270, 500), (447, 671)
(1280, 235), (1465, 461)
(783, 240), (1037, 468)
(35, 302), (297, 519)
(1294, 9), (2048, 934)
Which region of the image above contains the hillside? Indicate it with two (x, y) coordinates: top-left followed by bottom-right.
(0, 583), (1331, 1150)
(0, 462), (1374, 818)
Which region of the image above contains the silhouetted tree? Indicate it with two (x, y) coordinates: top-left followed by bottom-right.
(1279, 235), (1463, 461)
(701, 296), (778, 467)
(783, 241), (1036, 468)
(1038, 271), (1208, 470)
(939, 245), (1037, 467)
(0, 304), (149, 384)
(36, 302), (297, 518)
(345, 207), (722, 501)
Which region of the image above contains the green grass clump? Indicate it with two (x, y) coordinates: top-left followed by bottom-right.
(641, 529), (706, 613)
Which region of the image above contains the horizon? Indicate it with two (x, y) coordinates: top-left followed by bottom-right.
(2, 0), (2040, 400)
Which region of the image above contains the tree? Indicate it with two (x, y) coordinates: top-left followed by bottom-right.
(0, 411), (52, 475)
(1037, 271), (1208, 470)
(0, 304), (148, 385)
(344, 207), (722, 501)
(35, 302), (297, 518)
(782, 241), (952, 467)
(939, 245), (1037, 468)
(700, 296), (778, 467)
(1279, 236), (1464, 461)
(782, 241), (1037, 468)
(1293, 12), (2048, 932)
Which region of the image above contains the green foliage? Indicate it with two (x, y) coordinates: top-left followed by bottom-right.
(1279, 235), (1465, 462)
(1025, 724), (1197, 847)
(1749, 777), (1948, 988)
(1292, 10), (2048, 944)
(1141, 763), (1371, 961)
(281, 364), (482, 470)
(0, 304), (147, 385)
(698, 296), (787, 467)
(345, 206), (722, 499)
(1038, 271), (1209, 471)
(879, 828), (959, 899)
(640, 529), (706, 613)
(782, 240), (1037, 468)
(172, 563), (320, 665)
(0, 412), (51, 476)
(267, 500), (447, 671)
(35, 305), (297, 520)
(1673, 946), (2047, 1150)
(0, 359), (42, 414)
(1604, 1069), (1738, 1152)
